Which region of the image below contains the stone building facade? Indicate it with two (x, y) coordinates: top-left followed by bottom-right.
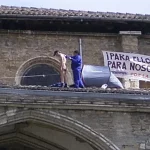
(0, 6), (149, 88)
(1, 30), (150, 88)
(0, 86), (150, 150)
(0, 5), (150, 150)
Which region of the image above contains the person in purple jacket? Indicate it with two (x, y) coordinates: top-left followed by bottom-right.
(66, 50), (84, 88)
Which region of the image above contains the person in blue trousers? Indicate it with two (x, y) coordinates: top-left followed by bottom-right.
(66, 50), (84, 88)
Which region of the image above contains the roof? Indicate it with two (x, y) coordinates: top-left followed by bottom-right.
(0, 86), (150, 113)
(2, 85), (150, 95)
(0, 5), (150, 22)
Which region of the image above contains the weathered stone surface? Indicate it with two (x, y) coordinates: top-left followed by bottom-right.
(0, 30), (121, 86)
(0, 29), (150, 149)
(0, 87), (149, 150)
(0, 30), (149, 88)
(120, 34), (139, 89)
(139, 36), (150, 56)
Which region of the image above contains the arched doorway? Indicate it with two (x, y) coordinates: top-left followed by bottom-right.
(0, 109), (120, 150)
(15, 56), (72, 86)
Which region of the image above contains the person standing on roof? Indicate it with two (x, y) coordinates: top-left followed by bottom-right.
(66, 50), (84, 88)
(53, 50), (68, 87)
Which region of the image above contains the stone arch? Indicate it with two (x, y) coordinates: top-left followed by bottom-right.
(0, 132), (66, 150)
(0, 109), (120, 150)
(15, 56), (72, 86)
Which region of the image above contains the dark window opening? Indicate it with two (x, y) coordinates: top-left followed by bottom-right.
(21, 64), (60, 86)
(140, 80), (150, 89)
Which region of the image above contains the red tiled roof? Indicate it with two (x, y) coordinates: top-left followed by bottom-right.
(0, 5), (150, 22)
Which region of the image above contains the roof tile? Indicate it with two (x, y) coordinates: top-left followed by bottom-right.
(0, 5), (149, 22)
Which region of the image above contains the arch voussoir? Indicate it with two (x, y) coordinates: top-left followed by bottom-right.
(0, 109), (120, 150)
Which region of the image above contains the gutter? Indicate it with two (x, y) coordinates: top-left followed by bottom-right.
(0, 14), (149, 23)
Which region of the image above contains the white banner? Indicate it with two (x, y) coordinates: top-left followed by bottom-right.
(102, 51), (150, 81)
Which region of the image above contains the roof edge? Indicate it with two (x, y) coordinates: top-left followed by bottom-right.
(0, 5), (150, 22)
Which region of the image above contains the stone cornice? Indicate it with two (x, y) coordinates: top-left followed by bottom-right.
(0, 87), (149, 112)
(0, 29), (118, 37)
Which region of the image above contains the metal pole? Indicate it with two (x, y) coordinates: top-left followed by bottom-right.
(79, 38), (83, 67)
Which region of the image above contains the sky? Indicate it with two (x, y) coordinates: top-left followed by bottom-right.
(0, 0), (150, 14)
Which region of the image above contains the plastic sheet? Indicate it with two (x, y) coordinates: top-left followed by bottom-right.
(82, 65), (123, 88)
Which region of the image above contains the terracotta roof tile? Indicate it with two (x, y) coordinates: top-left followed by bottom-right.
(0, 5), (149, 22)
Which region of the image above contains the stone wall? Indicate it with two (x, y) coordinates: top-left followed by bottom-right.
(0, 87), (150, 150)
(0, 30), (121, 85)
(139, 36), (150, 56)
(55, 109), (149, 150)
(138, 36), (150, 88)
(0, 30), (149, 87)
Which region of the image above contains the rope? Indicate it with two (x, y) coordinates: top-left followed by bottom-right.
(0, 74), (59, 79)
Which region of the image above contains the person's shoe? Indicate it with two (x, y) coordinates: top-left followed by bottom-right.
(60, 83), (64, 87)
(64, 83), (68, 88)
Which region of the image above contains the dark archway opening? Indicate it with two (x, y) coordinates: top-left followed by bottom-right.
(0, 143), (34, 150)
(21, 64), (60, 86)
